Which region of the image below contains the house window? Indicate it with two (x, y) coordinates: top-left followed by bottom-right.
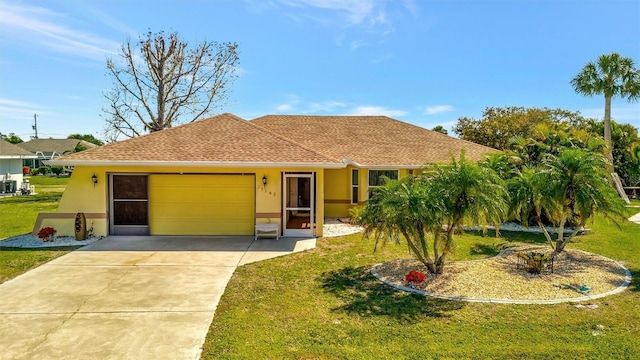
(368, 169), (398, 198)
(351, 169), (359, 204)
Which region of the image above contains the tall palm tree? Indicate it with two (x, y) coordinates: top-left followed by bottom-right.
(358, 153), (508, 274)
(570, 52), (640, 170)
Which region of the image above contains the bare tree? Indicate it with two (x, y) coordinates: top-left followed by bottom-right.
(103, 31), (239, 139)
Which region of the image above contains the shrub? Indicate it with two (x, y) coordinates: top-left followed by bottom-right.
(50, 166), (65, 176)
(349, 205), (366, 226)
(405, 270), (426, 284)
(36, 167), (49, 176)
(37, 227), (57, 242)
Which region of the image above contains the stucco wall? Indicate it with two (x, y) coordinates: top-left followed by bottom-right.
(42, 165), (325, 237)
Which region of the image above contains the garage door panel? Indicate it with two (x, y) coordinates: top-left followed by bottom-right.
(149, 175), (255, 235)
(151, 219), (253, 235)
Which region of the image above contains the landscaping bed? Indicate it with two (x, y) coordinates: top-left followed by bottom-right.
(373, 245), (630, 301)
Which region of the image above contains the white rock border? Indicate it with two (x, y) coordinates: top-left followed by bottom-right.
(370, 249), (632, 304)
(0, 234), (102, 248)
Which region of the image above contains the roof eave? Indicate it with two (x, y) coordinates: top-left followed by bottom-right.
(341, 158), (428, 169)
(45, 159), (346, 169)
(0, 155), (38, 159)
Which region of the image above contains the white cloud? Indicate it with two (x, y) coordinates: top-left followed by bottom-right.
(0, 98), (50, 135)
(273, 95), (405, 117)
(273, 0), (396, 38)
(0, 3), (119, 61)
(277, 0), (376, 25)
(275, 95), (348, 114)
(0, 98), (47, 118)
(348, 106), (406, 117)
(423, 105), (454, 115)
(275, 94), (301, 112)
(308, 100), (347, 112)
(276, 103), (295, 111)
(401, 0), (419, 17)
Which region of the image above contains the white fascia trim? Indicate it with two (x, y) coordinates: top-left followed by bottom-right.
(45, 160), (346, 169)
(341, 158), (423, 169)
(0, 155), (38, 159)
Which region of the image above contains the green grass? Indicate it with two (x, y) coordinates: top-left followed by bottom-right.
(202, 210), (640, 359)
(0, 176), (69, 239)
(0, 176), (74, 284)
(0, 247), (76, 284)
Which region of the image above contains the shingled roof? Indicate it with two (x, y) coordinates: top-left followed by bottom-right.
(52, 113), (342, 167)
(17, 138), (98, 156)
(52, 113), (496, 168)
(1, 140), (37, 159)
(251, 115), (496, 166)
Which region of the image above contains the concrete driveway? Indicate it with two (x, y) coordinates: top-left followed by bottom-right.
(0, 236), (315, 360)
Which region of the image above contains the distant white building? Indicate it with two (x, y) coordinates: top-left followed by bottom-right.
(0, 141), (37, 194)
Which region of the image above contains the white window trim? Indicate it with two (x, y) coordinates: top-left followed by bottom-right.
(351, 169), (359, 205)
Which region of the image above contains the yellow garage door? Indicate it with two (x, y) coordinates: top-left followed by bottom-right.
(149, 174), (255, 235)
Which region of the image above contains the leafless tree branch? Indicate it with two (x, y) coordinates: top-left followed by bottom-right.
(102, 31), (239, 139)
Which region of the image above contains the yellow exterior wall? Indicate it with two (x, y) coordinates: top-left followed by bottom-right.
(324, 167), (351, 217)
(322, 167), (419, 218)
(314, 170), (324, 237)
(41, 167), (109, 237)
(45, 165), (324, 237)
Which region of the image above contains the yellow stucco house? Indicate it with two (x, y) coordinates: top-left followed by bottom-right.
(41, 113), (494, 238)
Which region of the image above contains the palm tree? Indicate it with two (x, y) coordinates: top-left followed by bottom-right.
(358, 153), (508, 274)
(358, 176), (441, 273)
(570, 52), (640, 170)
(512, 148), (626, 255)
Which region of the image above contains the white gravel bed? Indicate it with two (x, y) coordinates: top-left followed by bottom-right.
(373, 245), (631, 302)
(323, 218), (363, 237)
(0, 234), (102, 248)
(466, 222), (588, 234)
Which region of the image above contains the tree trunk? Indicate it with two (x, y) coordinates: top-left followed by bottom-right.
(422, 261), (437, 274)
(553, 241), (566, 256)
(434, 254), (446, 274)
(554, 225), (582, 256)
(604, 95), (614, 172)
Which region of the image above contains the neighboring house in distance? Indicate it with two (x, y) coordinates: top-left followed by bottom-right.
(17, 138), (99, 168)
(43, 113), (495, 238)
(0, 140), (37, 194)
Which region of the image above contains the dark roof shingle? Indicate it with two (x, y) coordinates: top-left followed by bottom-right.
(57, 113), (340, 165)
(17, 139), (98, 155)
(1, 140), (37, 158)
(251, 115), (496, 165)
(54, 113), (496, 167)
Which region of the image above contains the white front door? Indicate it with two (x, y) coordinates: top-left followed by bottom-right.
(282, 172), (315, 237)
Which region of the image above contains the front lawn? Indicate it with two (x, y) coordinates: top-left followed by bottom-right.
(0, 176), (69, 239)
(203, 210), (640, 359)
(0, 176), (75, 284)
(0, 247), (76, 284)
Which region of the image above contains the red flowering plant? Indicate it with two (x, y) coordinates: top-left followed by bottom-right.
(405, 270), (426, 289)
(37, 227), (57, 242)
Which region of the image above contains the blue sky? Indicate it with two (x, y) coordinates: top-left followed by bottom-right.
(1, 0), (639, 141)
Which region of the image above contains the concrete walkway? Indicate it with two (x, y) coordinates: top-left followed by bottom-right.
(0, 236), (315, 360)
